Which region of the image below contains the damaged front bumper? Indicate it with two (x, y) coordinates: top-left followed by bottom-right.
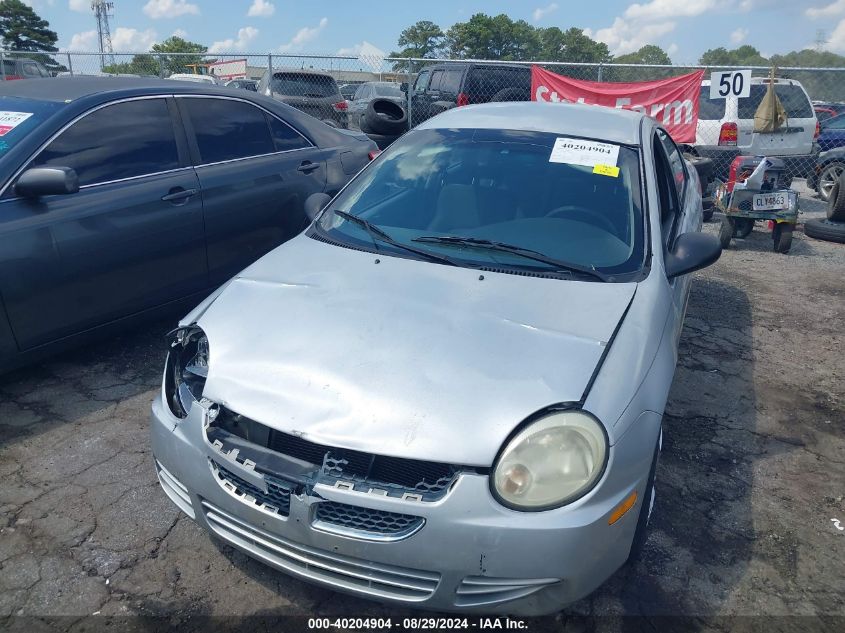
(150, 394), (653, 615)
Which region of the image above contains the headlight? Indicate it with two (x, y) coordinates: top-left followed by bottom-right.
(164, 326), (209, 418)
(492, 409), (608, 510)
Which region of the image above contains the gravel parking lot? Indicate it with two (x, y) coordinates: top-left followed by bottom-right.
(1, 183), (843, 630)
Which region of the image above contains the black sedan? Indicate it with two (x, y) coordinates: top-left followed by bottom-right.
(0, 77), (376, 371)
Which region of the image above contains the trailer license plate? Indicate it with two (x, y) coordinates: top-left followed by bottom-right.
(752, 193), (788, 211)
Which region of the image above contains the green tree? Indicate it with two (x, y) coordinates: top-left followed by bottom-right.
(699, 45), (768, 67)
(0, 0), (65, 72)
(389, 20), (444, 71)
(151, 36), (208, 75)
(445, 13), (540, 61)
(614, 44), (672, 65)
(102, 54), (159, 77)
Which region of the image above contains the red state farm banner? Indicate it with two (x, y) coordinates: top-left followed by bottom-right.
(531, 66), (705, 143)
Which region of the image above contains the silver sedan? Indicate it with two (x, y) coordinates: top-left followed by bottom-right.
(150, 102), (721, 615)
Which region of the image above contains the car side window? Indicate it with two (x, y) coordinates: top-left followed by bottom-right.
(825, 116), (845, 130)
(440, 69), (462, 95)
(428, 70), (443, 92)
(28, 98), (179, 187)
(22, 62), (41, 77)
(653, 134), (682, 245)
(413, 71), (430, 93)
(353, 85), (366, 100)
(265, 113), (311, 152)
(183, 98), (276, 164)
(656, 129), (686, 204)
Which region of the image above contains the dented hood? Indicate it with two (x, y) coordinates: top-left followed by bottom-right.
(196, 235), (636, 466)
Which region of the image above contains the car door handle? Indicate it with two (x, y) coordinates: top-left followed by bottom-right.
(161, 188), (198, 203)
(297, 162), (320, 173)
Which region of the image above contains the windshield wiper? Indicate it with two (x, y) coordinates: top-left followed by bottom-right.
(411, 235), (608, 282)
(332, 210), (456, 266)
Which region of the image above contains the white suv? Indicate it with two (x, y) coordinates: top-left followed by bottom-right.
(693, 77), (818, 182)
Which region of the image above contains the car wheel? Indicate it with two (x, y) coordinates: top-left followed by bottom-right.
(818, 162), (845, 204)
(733, 218), (754, 238)
(827, 170), (845, 221)
(804, 218), (845, 243)
(628, 430), (661, 564)
(772, 223), (794, 253)
(719, 218), (734, 248)
(364, 99), (408, 136)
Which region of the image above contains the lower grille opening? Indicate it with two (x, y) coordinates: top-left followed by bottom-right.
(213, 462), (292, 517)
(313, 501), (424, 540)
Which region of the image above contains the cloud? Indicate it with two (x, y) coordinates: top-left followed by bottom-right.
(532, 3), (559, 22)
(807, 0), (845, 18)
(172, 28), (189, 39)
(69, 0), (88, 12)
(586, 0), (726, 55)
(142, 0), (199, 19)
(730, 27), (749, 44)
(278, 17), (328, 53)
(248, 0), (275, 17)
(825, 18), (845, 50)
(69, 29), (98, 50)
(111, 27), (158, 51)
(208, 26), (259, 53)
(624, 0), (721, 20)
(586, 18), (676, 55)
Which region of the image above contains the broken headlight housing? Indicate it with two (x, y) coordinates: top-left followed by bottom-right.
(492, 409), (608, 511)
(164, 326), (209, 418)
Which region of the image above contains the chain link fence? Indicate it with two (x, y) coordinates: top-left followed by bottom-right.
(4, 49), (845, 197)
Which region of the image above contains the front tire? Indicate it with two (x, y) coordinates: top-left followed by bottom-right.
(772, 223), (794, 253)
(628, 430), (661, 563)
(719, 217), (734, 248)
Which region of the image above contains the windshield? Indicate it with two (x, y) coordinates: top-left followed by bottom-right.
(372, 83), (403, 98)
(315, 128), (645, 279)
(271, 73), (338, 97)
(738, 84), (813, 119)
(0, 97), (64, 156)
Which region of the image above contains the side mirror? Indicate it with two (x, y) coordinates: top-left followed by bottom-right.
(665, 232), (722, 279)
(15, 167), (79, 198)
(304, 192), (332, 221)
(400, 82), (408, 93)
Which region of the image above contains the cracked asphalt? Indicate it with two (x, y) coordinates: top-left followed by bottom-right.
(0, 183), (843, 630)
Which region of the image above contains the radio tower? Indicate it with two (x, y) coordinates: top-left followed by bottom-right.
(92, 1), (116, 69)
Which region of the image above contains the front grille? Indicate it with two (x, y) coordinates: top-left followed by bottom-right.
(267, 428), (458, 500)
(212, 462), (292, 517)
(313, 501), (424, 540)
(202, 501), (440, 602)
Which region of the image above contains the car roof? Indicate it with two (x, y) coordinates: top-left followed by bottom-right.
(269, 68), (334, 77)
(0, 76), (253, 102)
(416, 101), (644, 146)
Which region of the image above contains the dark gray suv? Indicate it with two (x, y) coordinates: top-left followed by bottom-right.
(409, 62), (531, 126)
(257, 69), (349, 128)
(1, 57), (50, 80)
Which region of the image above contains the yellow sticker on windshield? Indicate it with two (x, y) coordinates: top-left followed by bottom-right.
(593, 164), (620, 178)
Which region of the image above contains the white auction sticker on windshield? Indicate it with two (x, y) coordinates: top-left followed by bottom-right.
(549, 137), (619, 167)
(0, 111), (33, 136)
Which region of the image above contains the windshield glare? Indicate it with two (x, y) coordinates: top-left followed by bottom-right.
(317, 128), (644, 279)
(0, 97), (64, 156)
(271, 73), (337, 97)
(373, 83), (403, 98)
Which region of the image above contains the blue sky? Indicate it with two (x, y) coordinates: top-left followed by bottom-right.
(20, 1), (844, 63)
